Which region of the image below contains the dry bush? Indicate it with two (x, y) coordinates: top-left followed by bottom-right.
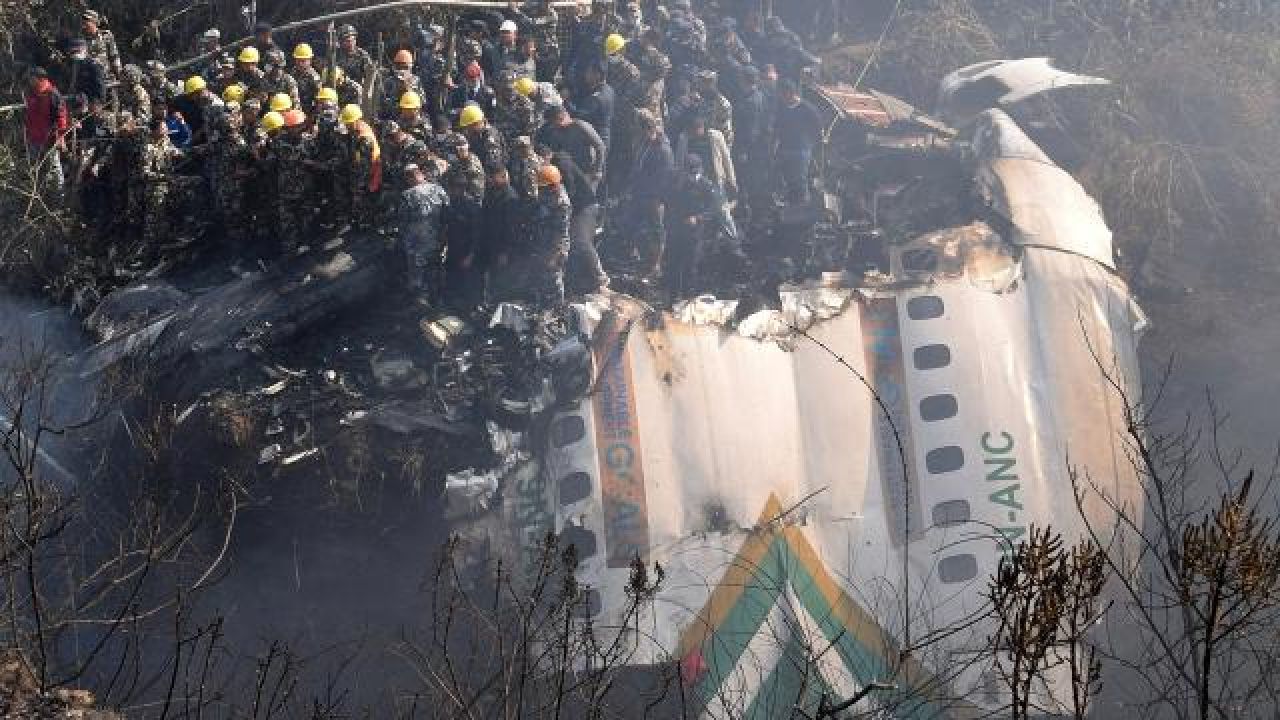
(873, 1), (1280, 291)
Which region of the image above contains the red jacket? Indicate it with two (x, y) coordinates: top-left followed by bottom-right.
(24, 79), (67, 147)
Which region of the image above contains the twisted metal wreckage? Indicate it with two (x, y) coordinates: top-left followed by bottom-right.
(69, 54), (1143, 717)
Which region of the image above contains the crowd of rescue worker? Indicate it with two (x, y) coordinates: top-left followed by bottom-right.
(22, 1), (829, 307)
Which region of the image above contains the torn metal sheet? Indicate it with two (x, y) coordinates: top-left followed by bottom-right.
(503, 88), (1144, 717)
(937, 58), (1111, 125)
(972, 109), (1115, 269)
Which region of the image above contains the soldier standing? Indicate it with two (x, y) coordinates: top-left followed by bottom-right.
(208, 104), (252, 244)
(528, 164), (572, 305)
(335, 25), (376, 90)
(290, 44), (323, 113)
(457, 104), (507, 175)
(340, 104), (382, 229)
(398, 163), (450, 297)
(263, 50), (301, 108)
(271, 109), (313, 253)
(80, 10), (121, 83)
(139, 118), (183, 245)
(492, 73), (539, 143)
(117, 65), (151, 125)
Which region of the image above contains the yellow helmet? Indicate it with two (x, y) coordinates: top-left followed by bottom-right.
(292, 43), (314, 60)
(326, 67), (345, 85)
(513, 76), (536, 97)
(268, 92), (292, 112)
(237, 46), (260, 64)
(339, 104), (363, 126)
(458, 104), (484, 128)
(604, 33), (626, 56)
(260, 110), (285, 132)
(184, 75), (207, 94)
(221, 83), (245, 103)
(316, 87), (338, 103)
(399, 91), (423, 110)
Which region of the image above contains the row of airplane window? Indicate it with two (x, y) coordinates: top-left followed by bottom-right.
(907, 295), (980, 584)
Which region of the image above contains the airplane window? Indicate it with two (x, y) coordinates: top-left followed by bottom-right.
(551, 415), (586, 448)
(914, 344), (951, 370)
(926, 445), (964, 474)
(938, 554), (978, 583)
(907, 296), (944, 320)
(559, 472), (593, 505)
(920, 394), (958, 421)
(932, 500), (970, 527)
(561, 525), (598, 558)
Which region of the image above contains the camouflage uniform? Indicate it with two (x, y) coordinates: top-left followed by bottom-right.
(464, 124), (508, 174)
(442, 152), (486, 209)
(492, 92), (539, 143)
(508, 146), (541, 201)
(271, 131), (313, 251)
(605, 54), (646, 108)
(698, 89), (735, 148)
(348, 121), (382, 227)
(310, 114), (349, 223)
(336, 46), (376, 88)
(85, 29), (122, 80)
(233, 66), (267, 97)
(119, 67), (152, 125)
(263, 67), (301, 108)
(210, 127), (251, 242)
(383, 134), (430, 195)
(290, 65), (322, 110)
(527, 185), (572, 305)
(398, 179), (450, 292)
(381, 72), (426, 119)
(628, 43), (671, 115)
(140, 136), (183, 244)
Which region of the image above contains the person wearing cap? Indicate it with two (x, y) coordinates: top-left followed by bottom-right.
(395, 91), (429, 142)
(253, 21), (281, 62)
(171, 76), (211, 144)
(308, 102), (347, 224)
(528, 161), (572, 305)
(335, 25), (376, 89)
(503, 0), (558, 82)
(381, 52), (424, 121)
(289, 44), (323, 112)
(492, 72), (539, 144)
(233, 46), (267, 96)
(456, 103), (507, 175)
(262, 49), (301, 109)
(507, 135), (540, 201)
(397, 162), (450, 298)
(80, 10), (121, 80)
(62, 38), (108, 104)
(324, 67), (363, 108)
(339, 104), (382, 228)
(481, 19), (521, 79)
(380, 121), (427, 194)
(269, 108), (313, 253)
(197, 28), (221, 56)
(414, 26), (450, 109)
(448, 61), (495, 117)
